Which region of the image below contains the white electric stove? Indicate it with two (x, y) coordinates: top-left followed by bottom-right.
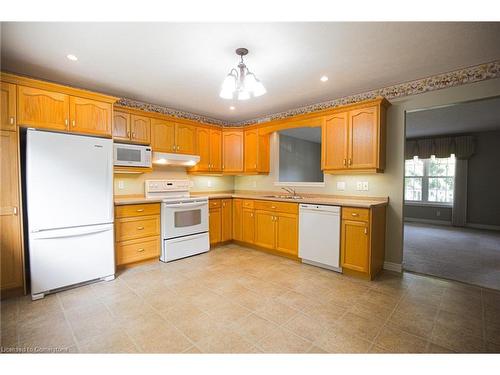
(145, 179), (209, 262)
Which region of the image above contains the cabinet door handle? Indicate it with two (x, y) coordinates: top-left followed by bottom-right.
(254, 163), (257, 168)
(13, 207), (18, 215)
(250, 213), (253, 217)
(137, 248), (145, 252)
(343, 158), (347, 167)
(177, 145), (180, 151)
(10, 117), (15, 125)
(364, 228), (368, 235)
(65, 119), (69, 126)
(351, 213), (359, 217)
(137, 226), (144, 230)
(127, 131), (131, 137)
(136, 209), (144, 212)
(132, 132), (135, 138)
(348, 158), (352, 166)
(271, 206), (276, 209)
(72, 120), (76, 127)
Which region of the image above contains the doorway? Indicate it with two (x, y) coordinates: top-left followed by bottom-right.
(402, 96), (500, 290)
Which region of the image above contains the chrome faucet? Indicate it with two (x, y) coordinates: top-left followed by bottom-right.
(281, 187), (298, 197)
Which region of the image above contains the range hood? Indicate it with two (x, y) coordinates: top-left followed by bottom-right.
(152, 152), (200, 167)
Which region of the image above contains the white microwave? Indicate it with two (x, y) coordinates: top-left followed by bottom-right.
(113, 143), (152, 167)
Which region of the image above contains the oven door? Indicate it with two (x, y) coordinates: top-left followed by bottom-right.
(162, 200), (209, 239)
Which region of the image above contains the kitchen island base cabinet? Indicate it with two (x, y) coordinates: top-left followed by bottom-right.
(340, 205), (386, 280)
(114, 203), (161, 267)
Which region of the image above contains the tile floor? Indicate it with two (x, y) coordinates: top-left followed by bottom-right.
(404, 222), (500, 290)
(1, 243), (500, 353)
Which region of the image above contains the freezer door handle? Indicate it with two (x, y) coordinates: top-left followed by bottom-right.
(32, 225), (113, 240)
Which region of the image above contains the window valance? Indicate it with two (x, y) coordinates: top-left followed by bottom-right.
(405, 135), (475, 160)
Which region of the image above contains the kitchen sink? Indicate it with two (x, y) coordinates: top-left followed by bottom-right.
(262, 195), (303, 200)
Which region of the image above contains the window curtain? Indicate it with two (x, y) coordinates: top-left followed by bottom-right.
(405, 134), (475, 227)
(405, 135), (475, 160)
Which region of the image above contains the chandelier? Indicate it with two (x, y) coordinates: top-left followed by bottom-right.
(219, 48), (266, 100)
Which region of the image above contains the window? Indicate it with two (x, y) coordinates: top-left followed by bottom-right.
(404, 155), (455, 204)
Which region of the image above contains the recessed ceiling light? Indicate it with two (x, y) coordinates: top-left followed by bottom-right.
(229, 106), (235, 110)
(320, 75), (329, 82)
(66, 54), (78, 61)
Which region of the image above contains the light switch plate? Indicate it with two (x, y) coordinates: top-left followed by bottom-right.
(336, 181), (346, 191)
(362, 181), (369, 191)
(118, 181), (125, 190)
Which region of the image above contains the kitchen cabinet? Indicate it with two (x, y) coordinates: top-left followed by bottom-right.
(222, 129), (244, 173)
(1, 82), (16, 131)
(175, 123), (196, 154)
(112, 110), (131, 141)
(17, 86), (70, 131)
(151, 119), (176, 152)
(189, 127), (222, 173)
(232, 199), (243, 241)
(241, 208), (255, 244)
(221, 199), (232, 242)
(114, 203), (161, 267)
(70, 96), (112, 136)
(244, 129), (270, 173)
(322, 100), (388, 173)
(0, 130), (25, 295)
(130, 115), (151, 144)
(340, 206), (386, 280)
(254, 201), (299, 257)
(209, 201), (222, 245)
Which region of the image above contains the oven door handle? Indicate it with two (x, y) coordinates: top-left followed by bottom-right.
(164, 201), (207, 209)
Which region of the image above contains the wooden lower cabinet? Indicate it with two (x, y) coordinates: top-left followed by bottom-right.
(114, 203), (161, 267)
(254, 210), (275, 249)
(232, 199), (243, 241)
(221, 199), (232, 242)
(275, 212), (298, 256)
(209, 206), (221, 245)
(340, 206), (386, 279)
(241, 208), (255, 244)
(1, 130), (25, 296)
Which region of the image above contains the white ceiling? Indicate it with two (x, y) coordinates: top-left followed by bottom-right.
(406, 96), (500, 138)
(279, 127), (322, 143)
(2, 22), (500, 123)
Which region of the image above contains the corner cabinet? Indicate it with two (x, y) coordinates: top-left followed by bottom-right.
(322, 99), (389, 173)
(340, 206), (386, 280)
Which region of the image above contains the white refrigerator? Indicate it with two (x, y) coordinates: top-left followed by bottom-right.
(26, 130), (115, 300)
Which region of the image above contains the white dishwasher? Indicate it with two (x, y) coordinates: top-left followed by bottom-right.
(299, 204), (342, 272)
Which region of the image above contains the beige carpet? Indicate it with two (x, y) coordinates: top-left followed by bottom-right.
(404, 222), (500, 290)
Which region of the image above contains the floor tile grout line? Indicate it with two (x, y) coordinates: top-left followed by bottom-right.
(56, 293), (81, 353)
(423, 285), (446, 352)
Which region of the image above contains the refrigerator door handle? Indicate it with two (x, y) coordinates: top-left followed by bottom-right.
(32, 225), (113, 240)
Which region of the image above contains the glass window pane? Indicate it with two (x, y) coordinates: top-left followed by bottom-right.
(405, 159), (424, 177)
(428, 177), (454, 203)
(405, 177), (422, 201)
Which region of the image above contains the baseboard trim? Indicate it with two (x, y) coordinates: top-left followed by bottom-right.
(383, 261), (402, 273)
(404, 217), (452, 226)
(466, 223), (500, 231)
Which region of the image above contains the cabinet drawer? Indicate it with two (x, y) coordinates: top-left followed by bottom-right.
(242, 199), (254, 209)
(115, 203), (160, 218)
(116, 236), (160, 266)
(342, 207), (369, 221)
(254, 200), (298, 214)
(115, 216), (160, 241)
(209, 199), (221, 209)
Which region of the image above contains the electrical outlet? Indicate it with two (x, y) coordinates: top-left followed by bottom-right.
(336, 181), (346, 191)
(356, 182), (363, 191)
(362, 181), (369, 191)
(436, 210), (441, 217)
(207, 180), (212, 188)
(252, 181), (257, 188)
(118, 181), (125, 190)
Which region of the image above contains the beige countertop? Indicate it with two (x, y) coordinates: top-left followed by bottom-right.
(115, 191), (388, 208)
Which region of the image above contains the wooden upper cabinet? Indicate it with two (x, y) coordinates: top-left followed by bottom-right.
(70, 96), (112, 136)
(151, 119), (176, 152)
(322, 112), (349, 170)
(244, 129), (270, 173)
(348, 106), (378, 169)
(222, 130), (244, 173)
(1, 83), (16, 131)
(209, 129), (222, 172)
(175, 123), (196, 154)
(112, 110), (131, 141)
(341, 219), (369, 273)
(322, 100), (387, 173)
(194, 127), (211, 171)
(1, 131), (24, 292)
(130, 115), (151, 144)
(17, 86), (69, 131)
